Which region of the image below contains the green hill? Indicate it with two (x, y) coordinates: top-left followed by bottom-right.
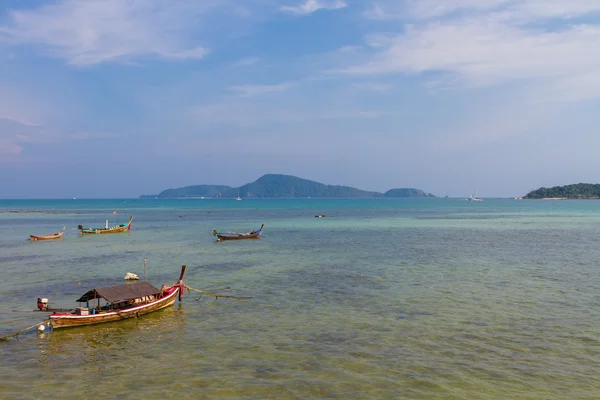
(384, 188), (436, 198)
(143, 185), (233, 199)
(139, 174), (436, 199)
(237, 174), (381, 198)
(524, 183), (600, 199)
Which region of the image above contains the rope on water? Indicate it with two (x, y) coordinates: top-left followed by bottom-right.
(184, 285), (253, 301)
(0, 319), (50, 342)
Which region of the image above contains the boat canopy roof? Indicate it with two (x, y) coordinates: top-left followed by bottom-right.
(76, 281), (160, 303)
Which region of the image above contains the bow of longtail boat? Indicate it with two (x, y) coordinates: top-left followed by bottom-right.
(49, 265), (186, 329)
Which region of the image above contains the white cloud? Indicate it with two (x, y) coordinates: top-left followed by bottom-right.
(280, 0), (347, 15)
(495, 0), (600, 22)
(348, 0), (600, 101)
(365, 0), (600, 21)
(0, 0), (232, 65)
(229, 82), (295, 98)
(0, 115), (40, 127)
(345, 22), (600, 84)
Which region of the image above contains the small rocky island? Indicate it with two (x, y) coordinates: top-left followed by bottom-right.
(524, 183), (600, 199)
(383, 188), (435, 198)
(140, 174), (436, 199)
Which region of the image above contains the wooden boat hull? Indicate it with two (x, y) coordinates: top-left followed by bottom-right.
(30, 226), (66, 241)
(215, 224), (264, 242)
(49, 285), (180, 329)
(79, 216), (133, 234)
(30, 233), (64, 241)
(216, 233), (261, 241)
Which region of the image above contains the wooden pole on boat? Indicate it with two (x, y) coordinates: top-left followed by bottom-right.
(179, 265), (187, 282)
(144, 259), (147, 282)
(178, 265), (187, 302)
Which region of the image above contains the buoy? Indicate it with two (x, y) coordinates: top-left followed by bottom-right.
(37, 324), (45, 332)
(124, 272), (139, 281)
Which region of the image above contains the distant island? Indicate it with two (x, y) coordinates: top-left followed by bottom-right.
(139, 174), (436, 199)
(524, 183), (600, 199)
(383, 188), (435, 198)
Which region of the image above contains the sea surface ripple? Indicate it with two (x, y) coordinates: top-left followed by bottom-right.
(1, 198), (600, 399)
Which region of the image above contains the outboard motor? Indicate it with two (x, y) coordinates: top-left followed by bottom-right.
(37, 297), (49, 311)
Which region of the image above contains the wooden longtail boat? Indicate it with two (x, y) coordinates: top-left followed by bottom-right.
(213, 224), (264, 242)
(29, 226), (66, 241)
(48, 265), (187, 329)
(78, 216), (133, 234)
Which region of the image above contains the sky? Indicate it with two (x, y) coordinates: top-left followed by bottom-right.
(2, 0), (600, 198)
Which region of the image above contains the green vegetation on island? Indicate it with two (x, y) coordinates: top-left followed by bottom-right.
(524, 183), (600, 199)
(384, 188), (435, 198)
(140, 185), (232, 199)
(140, 174), (436, 199)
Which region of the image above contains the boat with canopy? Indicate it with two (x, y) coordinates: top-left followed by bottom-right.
(47, 265), (186, 329)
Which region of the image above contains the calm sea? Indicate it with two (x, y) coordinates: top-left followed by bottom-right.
(1, 198), (600, 399)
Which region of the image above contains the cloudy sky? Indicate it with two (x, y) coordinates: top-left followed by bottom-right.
(1, 0), (600, 198)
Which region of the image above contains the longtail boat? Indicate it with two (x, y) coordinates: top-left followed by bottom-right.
(78, 216), (133, 234)
(47, 265), (187, 329)
(29, 226), (66, 241)
(213, 224), (264, 242)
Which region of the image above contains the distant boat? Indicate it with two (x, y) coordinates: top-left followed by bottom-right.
(236, 189), (242, 201)
(78, 216), (133, 234)
(29, 226), (66, 241)
(467, 191), (483, 202)
(213, 224), (264, 242)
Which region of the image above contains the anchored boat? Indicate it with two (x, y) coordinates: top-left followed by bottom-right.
(213, 224), (264, 242)
(29, 226), (66, 241)
(46, 265), (187, 329)
(78, 216), (133, 234)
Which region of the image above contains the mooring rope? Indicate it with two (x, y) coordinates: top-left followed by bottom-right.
(0, 319), (50, 342)
(184, 285), (252, 300)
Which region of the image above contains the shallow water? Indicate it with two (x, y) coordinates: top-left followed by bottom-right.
(1, 198), (600, 399)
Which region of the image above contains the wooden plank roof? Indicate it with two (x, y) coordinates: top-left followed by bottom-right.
(76, 281), (160, 303)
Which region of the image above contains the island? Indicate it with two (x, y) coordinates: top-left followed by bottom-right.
(140, 174), (437, 199)
(523, 183), (600, 199)
(384, 188), (435, 198)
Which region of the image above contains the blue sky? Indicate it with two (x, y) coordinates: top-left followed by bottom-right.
(2, 0), (600, 198)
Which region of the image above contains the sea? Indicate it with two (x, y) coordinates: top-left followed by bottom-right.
(1, 197), (600, 399)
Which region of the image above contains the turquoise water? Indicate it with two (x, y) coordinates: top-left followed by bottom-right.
(1, 198), (600, 399)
